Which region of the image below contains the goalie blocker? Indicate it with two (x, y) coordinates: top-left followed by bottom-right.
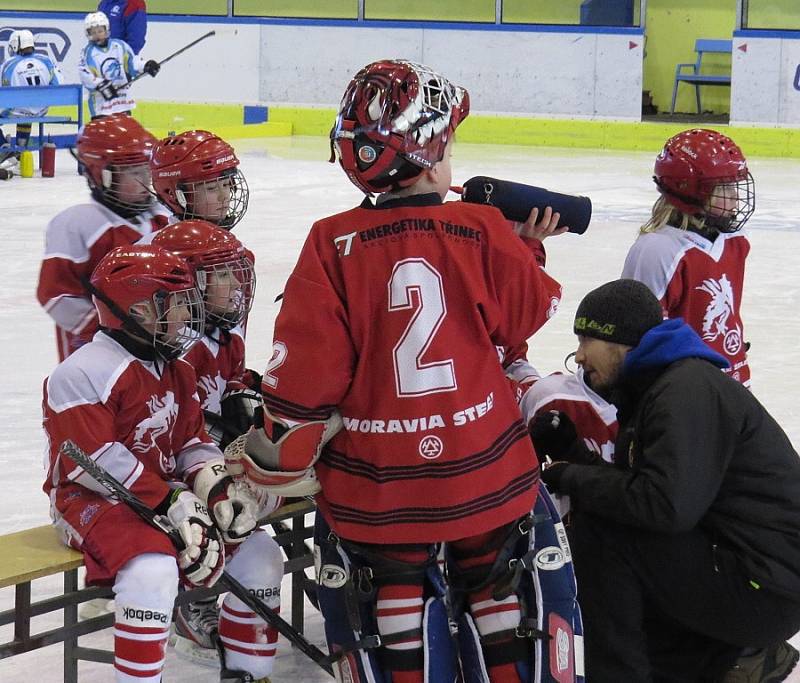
(224, 406), (343, 497)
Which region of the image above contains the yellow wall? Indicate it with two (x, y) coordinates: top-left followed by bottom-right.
(745, 0), (800, 29)
(643, 0), (735, 115)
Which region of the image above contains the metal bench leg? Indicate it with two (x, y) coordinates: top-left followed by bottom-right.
(695, 84), (702, 114)
(64, 569), (79, 683)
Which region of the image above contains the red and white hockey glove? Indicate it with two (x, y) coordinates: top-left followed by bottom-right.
(193, 460), (260, 545)
(224, 406), (342, 497)
(165, 489), (225, 587)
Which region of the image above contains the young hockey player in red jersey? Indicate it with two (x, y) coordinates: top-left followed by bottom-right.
(622, 128), (755, 386)
(150, 130), (249, 230)
(43, 245), (280, 683)
(226, 60), (571, 683)
(36, 114), (170, 362)
(151, 221), (282, 668)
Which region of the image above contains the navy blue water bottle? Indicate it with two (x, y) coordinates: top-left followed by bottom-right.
(457, 176), (592, 235)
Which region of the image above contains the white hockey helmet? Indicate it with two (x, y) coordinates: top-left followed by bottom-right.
(8, 30), (35, 56)
(84, 12), (110, 37)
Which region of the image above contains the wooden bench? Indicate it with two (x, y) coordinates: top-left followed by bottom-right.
(670, 39), (733, 115)
(0, 498), (316, 682)
(0, 84), (83, 163)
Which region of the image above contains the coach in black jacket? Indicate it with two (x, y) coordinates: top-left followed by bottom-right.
(536, 279), (800, 682)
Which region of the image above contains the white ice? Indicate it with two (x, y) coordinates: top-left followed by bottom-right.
(1, 138), (799, 681)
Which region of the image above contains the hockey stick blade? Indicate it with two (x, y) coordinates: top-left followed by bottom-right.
(58, 439), (334, 676)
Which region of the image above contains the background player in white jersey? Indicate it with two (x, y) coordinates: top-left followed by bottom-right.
(43, 244), (279, 683)
(36, 114), (170, 362)
(150, 130), (250, 230)
(79, 11), (160, 119)
(0, 29), (62, 172)
(152, 220), (282, 669)
(622, 129), (755, 386)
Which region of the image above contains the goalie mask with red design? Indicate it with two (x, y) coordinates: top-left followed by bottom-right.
(654, 128), (755, 233)
(330, 60), (470, 194)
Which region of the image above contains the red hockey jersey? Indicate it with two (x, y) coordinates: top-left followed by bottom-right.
(43, 331), (220, 550)
(37, 200), (170, 361)
(183, 327), (247, 414)
(519, 368), (618, 464)
(262, 195), (562, 544)
(622, 227), (750, 386)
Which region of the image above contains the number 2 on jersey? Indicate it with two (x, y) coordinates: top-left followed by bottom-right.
(388, 258), (457, 397)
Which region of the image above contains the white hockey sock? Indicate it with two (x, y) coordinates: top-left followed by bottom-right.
(113, 553), (178, 682)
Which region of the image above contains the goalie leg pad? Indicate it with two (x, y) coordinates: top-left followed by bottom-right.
(313, 513), (457, 683)
(524, 486), (585, 683)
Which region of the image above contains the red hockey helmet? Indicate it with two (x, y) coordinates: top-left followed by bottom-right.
(330, 60), (470, 194)
(90, 244), (204, 360)
(152, 220), (256, 330)
(150, 130), (249, 229)
(654, 128), (755, 232)
(77, 114), (157, 215)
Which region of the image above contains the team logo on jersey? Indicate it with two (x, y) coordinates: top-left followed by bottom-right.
(99, 55), (122, 81)
(419, 435), (444, 459)
(132, 391), (179, 473)
(696, 275), (742, 356)
(198, 372), (225, 413)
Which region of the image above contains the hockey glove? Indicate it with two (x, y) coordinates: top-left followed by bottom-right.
(97, 79), (119, 101)
(165, 489), (225, 587)
(143, 59), (160, 77)
(221, 388), (262, 440)
(529, 410), (603, 466)
(540, 460), (572, 493)
(193, 460), (260, 545)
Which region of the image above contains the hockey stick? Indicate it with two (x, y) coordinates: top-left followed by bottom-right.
(123, 30), (216, 88)
(58, 439), (334, 676)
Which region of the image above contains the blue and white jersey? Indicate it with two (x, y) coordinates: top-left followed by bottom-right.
(78, 38), (142, 117)
(0, 53), (63, 116)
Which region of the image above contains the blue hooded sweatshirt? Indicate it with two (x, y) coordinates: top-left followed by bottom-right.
(623, 318), (729, 376)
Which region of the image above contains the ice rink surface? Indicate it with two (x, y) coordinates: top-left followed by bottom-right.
(1, 138), (798, 681)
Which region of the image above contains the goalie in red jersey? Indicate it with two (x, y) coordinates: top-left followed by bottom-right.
(226, 60), (583, 682)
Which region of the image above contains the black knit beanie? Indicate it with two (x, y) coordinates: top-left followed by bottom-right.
(574, 279), (663, 347)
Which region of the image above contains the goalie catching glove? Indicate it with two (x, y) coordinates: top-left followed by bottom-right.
(192, 460), (260, 544)
(224, 406), (343, 497)
(163, 488), (224, 587)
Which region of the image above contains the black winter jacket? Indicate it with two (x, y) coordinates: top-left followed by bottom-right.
(558, 321), (800, 598)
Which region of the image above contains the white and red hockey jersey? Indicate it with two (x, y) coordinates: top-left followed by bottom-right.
(183, 327), (247, 414)
(262, 195), (562, 544)
(518, 367), (618, 464)
(622, 226), (750, 386)
(37, 200), (170, 361)
(43, 331), (220, 551)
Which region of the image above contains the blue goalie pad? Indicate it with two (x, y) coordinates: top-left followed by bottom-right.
(313, 512), (457, 683)
(528, 486), (585, 682)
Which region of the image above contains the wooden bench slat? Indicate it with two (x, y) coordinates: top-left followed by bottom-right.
(0, 526), (83, 589)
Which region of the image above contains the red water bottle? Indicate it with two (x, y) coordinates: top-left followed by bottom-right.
(41, 139), (56, 178)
